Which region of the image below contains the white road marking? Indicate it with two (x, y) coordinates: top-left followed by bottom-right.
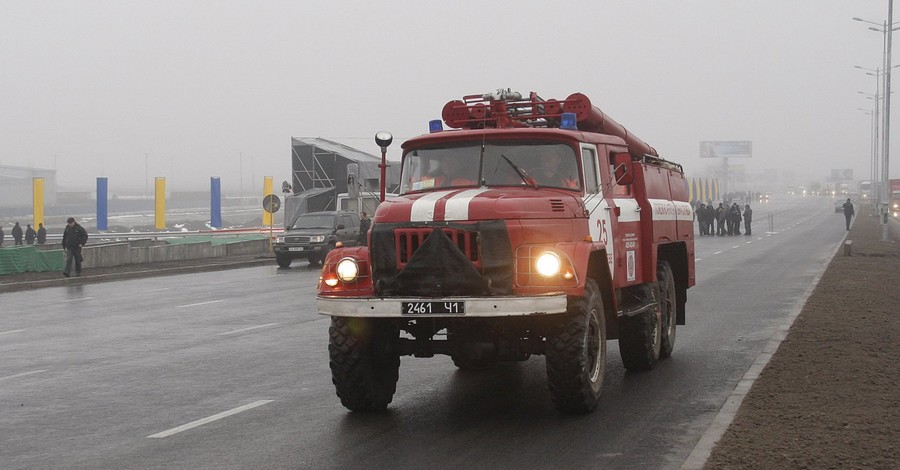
(745, 241), (752, 244)
(218, 323), (279, 336)
(147, 400), (273, 438)
(0, 329), (25, 335)
(65, 297), (94, 302)
(695, 258), (702, 262)
(177, 299), (225, 308)
(731, 245), (740, 249)
(713, 251), (723, 255)
(0, 369), (48, 382)
(146, 287), (171, 293)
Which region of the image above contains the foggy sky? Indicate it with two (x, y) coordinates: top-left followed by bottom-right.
(0, 1), (893, 194)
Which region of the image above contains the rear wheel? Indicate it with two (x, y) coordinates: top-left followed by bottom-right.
(618, 280), (663, 371)
(546, 279), (606, 413)
(329, 317), (400, 411)
(658, 261), (677, 358)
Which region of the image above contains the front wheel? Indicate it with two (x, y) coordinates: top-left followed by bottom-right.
(275, 254), (291, 268)
(328, 317), (400, 411)
(546, 279), (607, 413)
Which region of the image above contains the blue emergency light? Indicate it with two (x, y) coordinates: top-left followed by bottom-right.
(429, 119), (444, 133)
(560, 112), (578, 130)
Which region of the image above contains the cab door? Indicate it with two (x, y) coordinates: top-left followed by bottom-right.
(580, 144), (617, 281)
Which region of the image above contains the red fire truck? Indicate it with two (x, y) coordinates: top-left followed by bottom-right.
(317, 89), (695, 413)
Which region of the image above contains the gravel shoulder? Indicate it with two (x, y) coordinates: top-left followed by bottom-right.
(703, 209), (900, 469)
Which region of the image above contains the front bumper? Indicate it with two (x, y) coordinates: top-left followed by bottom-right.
(317, 294), (568, 318)
(273, 244), (327, 257)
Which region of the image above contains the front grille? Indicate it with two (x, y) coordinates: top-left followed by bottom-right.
(394, 227), (480, 270)
(285, 236), (310, 244)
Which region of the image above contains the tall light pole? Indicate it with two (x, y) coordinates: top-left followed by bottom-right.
(854, 6), (899, 241)
(858, 107), (877, 195)
(858, 86), (881, 189)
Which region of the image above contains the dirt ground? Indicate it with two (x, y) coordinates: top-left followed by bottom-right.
(704, 208), (900, 469)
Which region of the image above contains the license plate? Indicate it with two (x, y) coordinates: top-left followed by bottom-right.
(288, 247), (304, 252)
(402, 301), (465, 315)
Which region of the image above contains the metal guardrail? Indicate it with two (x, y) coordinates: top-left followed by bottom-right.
(37, 227), (283, 244)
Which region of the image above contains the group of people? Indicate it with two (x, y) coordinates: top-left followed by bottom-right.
(0, 222), (47, 246)
(695, 202), (753, 236)
(1, 218), (89, 277)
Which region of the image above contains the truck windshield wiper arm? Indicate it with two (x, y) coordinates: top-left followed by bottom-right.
(500, 154), (537, 188)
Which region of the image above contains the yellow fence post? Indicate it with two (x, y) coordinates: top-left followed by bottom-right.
(155, 177), (166, 230)
(33, 177), (45, 227)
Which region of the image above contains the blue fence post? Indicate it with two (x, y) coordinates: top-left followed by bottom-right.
(210, 177), (222, 229)
(97, 177), (108, 231)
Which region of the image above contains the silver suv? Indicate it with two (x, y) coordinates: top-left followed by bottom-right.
(274, 211), (360, 267)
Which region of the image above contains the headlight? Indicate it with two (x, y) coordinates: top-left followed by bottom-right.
(535, 252), (561, 277)
(275, 236), (284, 243)
(310, 235), (326, 243)
(336, 258), (359, 282)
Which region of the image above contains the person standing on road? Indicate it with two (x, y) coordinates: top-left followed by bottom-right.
(842, 198), (855, 231)
(62, 217), (89, 277)
(357, 211), (371, 246)
(37, 223), (47, 244)
(716, 203), (727, 236)
(12, 222), (23, 245)
(697, 203), (707, 235)
(0, 226), (5, 247)
(743, 204), (753, 236)
(25, 224), (36, 245)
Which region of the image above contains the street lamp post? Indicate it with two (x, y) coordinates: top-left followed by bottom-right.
(854, 5), (898, 241)
(858, 107), (877, 197)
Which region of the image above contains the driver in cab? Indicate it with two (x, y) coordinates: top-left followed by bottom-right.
(536, 147), (579, 189)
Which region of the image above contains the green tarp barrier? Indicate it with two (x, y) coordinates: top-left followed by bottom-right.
(0, 246), (65, 276)
(161, 234), (266, 246)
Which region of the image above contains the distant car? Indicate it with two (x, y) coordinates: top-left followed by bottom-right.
(834, 201), (844, 213)
(273, 211), (360, 267)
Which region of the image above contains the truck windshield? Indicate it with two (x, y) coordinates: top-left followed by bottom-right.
(291, 214), (333, 230)
(399, 142), (580, 194)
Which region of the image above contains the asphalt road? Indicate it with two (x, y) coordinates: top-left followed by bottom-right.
(0, 196), (844, 469)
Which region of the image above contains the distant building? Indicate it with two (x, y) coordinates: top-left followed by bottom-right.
(0, 164), (57, 208)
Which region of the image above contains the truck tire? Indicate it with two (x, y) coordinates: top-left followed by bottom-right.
(546, 279), (606, 413)
(618, 283), (663, 371)
(275, 254), (291, 268)
(658, 261), (677, 358)
(328, 317), (400, 411)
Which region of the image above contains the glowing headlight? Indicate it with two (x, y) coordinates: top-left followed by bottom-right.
(535, 252), (561, 277)
(275, 236), (284, 243)
(310, 235), (326, 243)
(336, 258), (359, 282)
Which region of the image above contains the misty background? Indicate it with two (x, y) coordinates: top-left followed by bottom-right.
(0, 1), (893, 195)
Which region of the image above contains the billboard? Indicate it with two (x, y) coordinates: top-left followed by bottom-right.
(700, 141), (752, 159)
(828, 169), (853, 182)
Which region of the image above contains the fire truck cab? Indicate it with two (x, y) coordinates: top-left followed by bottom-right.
(317, 90), (695, 413)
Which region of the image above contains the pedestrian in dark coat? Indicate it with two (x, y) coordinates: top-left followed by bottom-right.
(697, 204), (707, 235)
(716, 204), (727, 236)
(12, 222), (23, 245)
(842, 198), (855, 231)
(0, 226), (4, 247)
(37, 223), (47, 244)
(729, 203), (742, 235)
(25, 224), (36, 245)
(743, 204), (753, 235)
(62, 217), (89, 277)
(357, 212), (371, 246)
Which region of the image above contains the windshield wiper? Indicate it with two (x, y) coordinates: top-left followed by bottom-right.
(501, 154), (537, 188)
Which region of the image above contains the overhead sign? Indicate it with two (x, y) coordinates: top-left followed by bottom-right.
(262, 194), (281, 214)
(828, 169), (853, 182)
(700, 141), (752, 159)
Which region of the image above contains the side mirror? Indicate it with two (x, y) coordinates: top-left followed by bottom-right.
(613, 153), (634, 185)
